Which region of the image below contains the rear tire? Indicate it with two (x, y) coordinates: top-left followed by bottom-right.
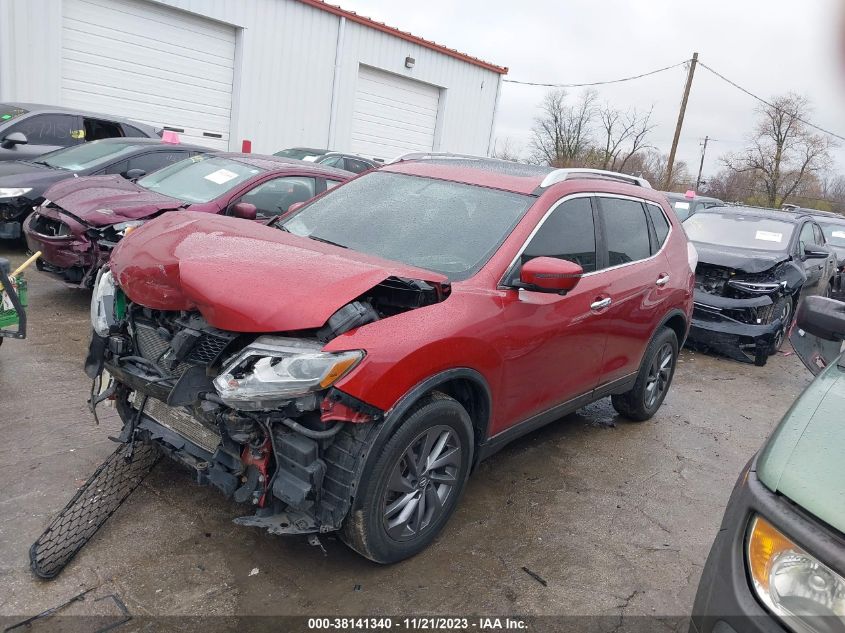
(611, 327), (678, 422)
(340, 392), (473, 564)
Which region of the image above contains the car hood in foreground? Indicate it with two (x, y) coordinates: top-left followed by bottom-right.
(44, 174), (184, 227)
(0, 161), (70, 197)
(110, 211), (448, 332)
(692, 241), (790, 274)
(757, 356), (845, 534)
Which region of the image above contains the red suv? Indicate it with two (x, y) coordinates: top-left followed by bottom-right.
(82, 158), (694, 565)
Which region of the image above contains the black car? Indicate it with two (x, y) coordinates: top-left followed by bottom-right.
(0, 138), (212, 240)
(794, 209), (845, 299)
(683, 206), (837, 365)
(0, 103), (160, 162)
(274, 147), (379, 173)
(664, 191), (724, 221)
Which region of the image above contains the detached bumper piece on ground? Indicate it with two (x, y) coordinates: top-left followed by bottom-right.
(30, 443), (159, 579)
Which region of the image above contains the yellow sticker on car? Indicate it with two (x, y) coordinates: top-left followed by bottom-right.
(70, 129), (86, 139)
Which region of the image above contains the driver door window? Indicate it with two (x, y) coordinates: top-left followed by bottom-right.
(799, 222), (815, 254)
(237, 176), (316, 219)
(517, 197), (597, 274)
(6, 114), (80, 148)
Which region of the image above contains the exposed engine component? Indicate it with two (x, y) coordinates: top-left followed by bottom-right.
(317, 300), (379, 342)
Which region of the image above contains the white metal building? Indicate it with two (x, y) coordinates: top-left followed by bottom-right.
(0, 0), (507, 158)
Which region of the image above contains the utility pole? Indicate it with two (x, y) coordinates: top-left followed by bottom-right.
(695, 135), (709, 191)
(663, 52), (698, 190)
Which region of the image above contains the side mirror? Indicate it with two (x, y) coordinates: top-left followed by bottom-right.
(796, 296), (845, 342)
(231, 202), (257, 220)
(518, 257), (583, 293)
(123, 168), (146, 180)
(287, 201), (306, 214)
(1, 132), (28, 149)
(803, 244), (829, 260)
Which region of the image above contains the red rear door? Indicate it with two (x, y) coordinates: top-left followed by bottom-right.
(596, 196), (674, 384)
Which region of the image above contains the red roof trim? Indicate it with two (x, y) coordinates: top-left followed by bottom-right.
(296, 0), (508, 75)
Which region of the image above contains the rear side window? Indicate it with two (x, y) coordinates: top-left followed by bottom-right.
(647, 203), (671, 249)
(122, 124), (150, 138)
(345, 158), (372, 173)
(521, 197), (597, 273)
(83, 118), (124, 141)
(600, 197), (652, 266)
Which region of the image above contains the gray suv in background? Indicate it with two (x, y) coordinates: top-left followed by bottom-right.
(0, 103), (160, 162)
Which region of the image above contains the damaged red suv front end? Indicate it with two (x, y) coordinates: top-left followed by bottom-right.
(70, 159), (693, 568)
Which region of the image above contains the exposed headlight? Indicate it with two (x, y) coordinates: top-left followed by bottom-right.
(90, 268), (117, 337)
(110, 220), (145, 237)
(0, 187), (32, 198)
(747, 515), (845, 633)
(728, 279), (785, 294)
(213, 337), (363, 409)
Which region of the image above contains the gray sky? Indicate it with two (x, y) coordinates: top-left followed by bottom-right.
(341, 0), (845, 181)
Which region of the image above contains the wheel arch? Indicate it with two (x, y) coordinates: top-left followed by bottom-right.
(658, 308), (689, 348)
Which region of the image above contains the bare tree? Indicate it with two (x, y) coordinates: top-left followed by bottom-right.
(490, 137), (523, 162)
(625, 150), (691, 191)
(595, 104), (655, 171)
(723, 93), (834, 207)
(529, 89), (597, 166)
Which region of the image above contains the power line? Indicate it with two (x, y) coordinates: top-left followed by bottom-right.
(503, 56), (845, 145)
(694, 62), (845, 143)
(502, 59), (689, 88)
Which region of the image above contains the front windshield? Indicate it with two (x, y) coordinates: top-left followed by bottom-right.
(280, 171), (533, 281)
(819, 221), (845, 247)
(683, 213), (795, 252)
(137, 155), (262, 203)
(37, 140), (139, 171)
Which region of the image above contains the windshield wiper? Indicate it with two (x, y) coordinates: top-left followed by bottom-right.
(307, 234), (347, 249)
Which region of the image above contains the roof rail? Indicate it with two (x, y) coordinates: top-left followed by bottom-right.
(387, 151), (494, 164)
(539, 168), (652, 189)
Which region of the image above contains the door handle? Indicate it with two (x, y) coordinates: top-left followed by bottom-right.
(656, 274), (670, 287)
(590, 297), (612, 310)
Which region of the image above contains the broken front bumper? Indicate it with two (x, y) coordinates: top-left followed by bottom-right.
(0, 198), (35, 240)
(23, 208), (106, 287)
(686, 290), (782, 363)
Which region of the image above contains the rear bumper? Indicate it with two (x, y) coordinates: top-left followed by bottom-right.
(690, 458), (845, 633)
(685, 291), (781, 363)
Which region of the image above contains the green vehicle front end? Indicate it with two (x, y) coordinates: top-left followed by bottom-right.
(691, 296), (845, 633)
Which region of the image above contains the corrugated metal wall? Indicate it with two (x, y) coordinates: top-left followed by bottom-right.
(0, 0), (502, 157)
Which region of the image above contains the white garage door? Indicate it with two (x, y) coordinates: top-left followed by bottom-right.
(350, 66), (440, 160)
(61, 0), (235, 149)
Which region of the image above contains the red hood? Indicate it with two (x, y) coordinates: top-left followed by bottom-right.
(45, 175), (184, 226)
(110, 211), (448, 332)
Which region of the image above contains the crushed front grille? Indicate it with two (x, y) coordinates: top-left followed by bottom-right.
(134, 323), (191, 377)
(133, 393), (221, 454)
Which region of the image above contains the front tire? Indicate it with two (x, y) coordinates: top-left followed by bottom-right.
(768, 296), (793, 355)
(611, 327), (678, 422)
(340, 392), (473, 564)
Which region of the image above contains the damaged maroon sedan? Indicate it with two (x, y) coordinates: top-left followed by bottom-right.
(23, 153), (352, 287)
(32, 159), (696, 576)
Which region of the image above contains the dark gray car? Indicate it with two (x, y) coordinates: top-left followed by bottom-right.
(274, 147), (379, 173)
(0, 103), (159, 162)
(663, 191), (724, 221)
